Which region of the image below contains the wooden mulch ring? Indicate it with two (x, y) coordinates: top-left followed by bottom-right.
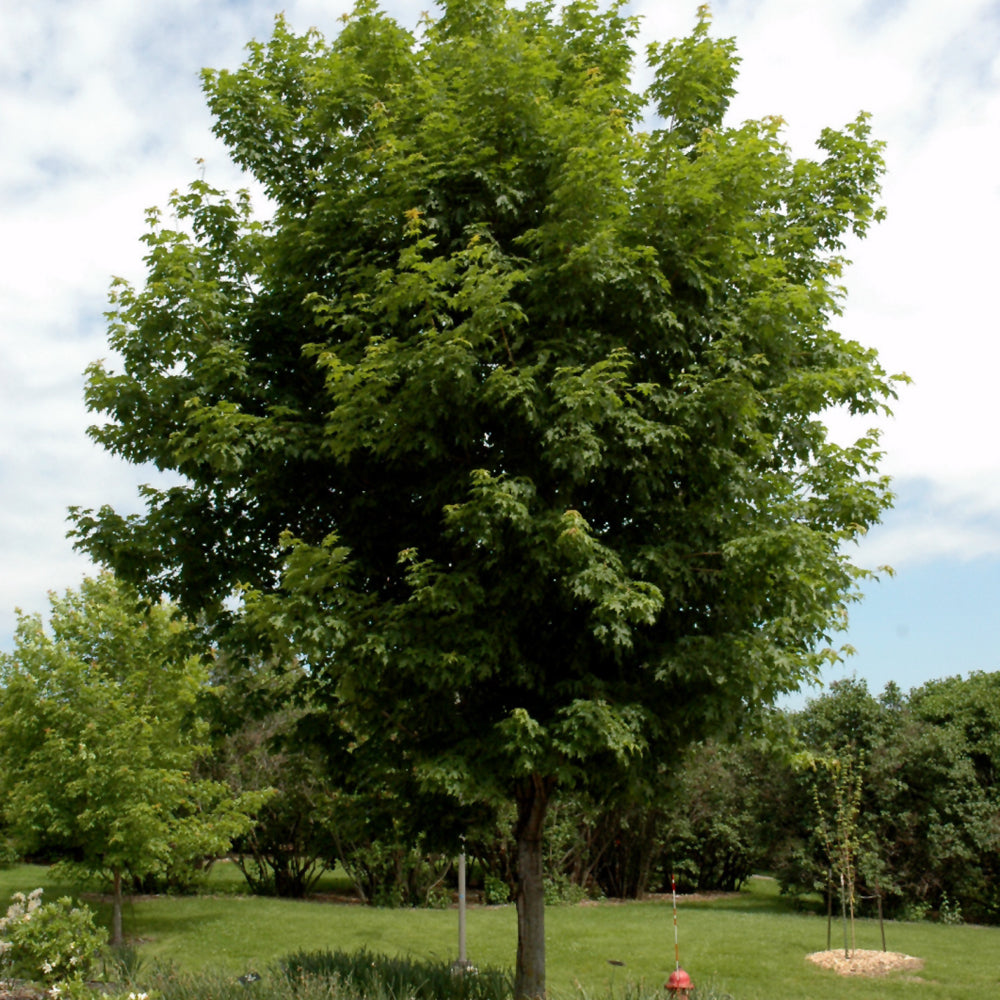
(807, 949), (924, 977)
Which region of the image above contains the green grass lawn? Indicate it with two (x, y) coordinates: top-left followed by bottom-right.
(3, 866), (1000, 1000)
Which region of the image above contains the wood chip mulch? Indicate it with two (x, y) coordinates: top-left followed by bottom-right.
(806, 949), (924, 976)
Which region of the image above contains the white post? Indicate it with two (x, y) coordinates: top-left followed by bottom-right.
(458, 837), (468, 967)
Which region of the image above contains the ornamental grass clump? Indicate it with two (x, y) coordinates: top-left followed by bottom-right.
(277, 949), (513, 1000)
(0, 888), (105, 988)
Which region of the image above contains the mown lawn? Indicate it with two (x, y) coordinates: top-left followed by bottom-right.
(3, 865), (999, 1000)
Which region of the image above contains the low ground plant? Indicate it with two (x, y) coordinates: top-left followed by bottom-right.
(278, 948), (512, 1000)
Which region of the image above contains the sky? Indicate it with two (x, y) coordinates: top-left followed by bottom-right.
(2, 0), (998, 707)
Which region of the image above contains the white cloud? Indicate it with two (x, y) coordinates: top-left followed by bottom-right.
(858, 510), (1000, 570)
(664, 0), (1000, 570)
(2, 0), (1000, 651)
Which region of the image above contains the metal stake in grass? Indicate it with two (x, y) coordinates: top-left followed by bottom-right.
(665, 873), (693, 998)
(452, 836), (474, 974)
(672, 873), (680, 970)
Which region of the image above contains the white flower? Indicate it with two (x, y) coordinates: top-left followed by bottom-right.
(42, 960), (54, 973)
(48, 987), (62, 998)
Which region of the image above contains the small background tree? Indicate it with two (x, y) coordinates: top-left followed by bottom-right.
(808, 749), (867, 955)
(0, 574), (267, 944)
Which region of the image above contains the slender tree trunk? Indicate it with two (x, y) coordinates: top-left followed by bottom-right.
(876, 884), (886, 952)
(514, 774), (554, 1000)
(840, 871), (849, 959)
(826, 868), (833, 951)
(112, 867), (123, 947)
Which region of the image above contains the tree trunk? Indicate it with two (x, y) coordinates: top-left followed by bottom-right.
(112, 867), (123, 947)
(514, 774), (554, 1000)
(826, 868), (833, 951)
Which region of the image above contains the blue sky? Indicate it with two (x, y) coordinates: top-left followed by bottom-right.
(2, 0), (998, 707)
(841, 557), (1000, 687)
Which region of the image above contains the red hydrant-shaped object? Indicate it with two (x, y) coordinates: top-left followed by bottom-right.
(665, 968), (693, 995)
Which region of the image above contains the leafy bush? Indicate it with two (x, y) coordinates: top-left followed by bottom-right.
(939, 892), (964, 925)
(0, 888), (105, 986)
(482, 874), (510, 905)
(899, 899), (931, 922)
(0, 841), (18, 868)
(339, 838), (453, 908)
(543, 873), (589, 906)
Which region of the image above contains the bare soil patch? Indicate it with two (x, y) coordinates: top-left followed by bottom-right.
(806, 949), (924, 977)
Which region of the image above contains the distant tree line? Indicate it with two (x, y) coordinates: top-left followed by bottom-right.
(3, 577), (998, 926)
(201, 665), (1000, 925)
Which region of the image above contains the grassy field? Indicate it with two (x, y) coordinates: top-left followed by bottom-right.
(3, 865), (1000, 1000)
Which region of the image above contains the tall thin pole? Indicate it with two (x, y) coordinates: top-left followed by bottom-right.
(672, 873), (680, 970)
(458, 837), (468, 968)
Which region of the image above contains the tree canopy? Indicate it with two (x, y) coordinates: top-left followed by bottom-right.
(71, 1), (900, 992)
